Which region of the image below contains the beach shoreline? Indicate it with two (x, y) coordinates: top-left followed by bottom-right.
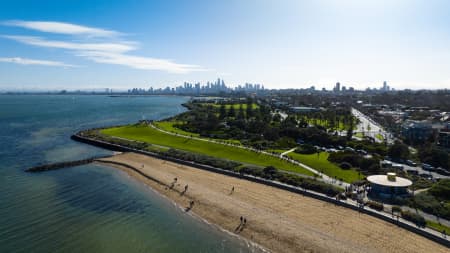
(96, 152), (449, 253)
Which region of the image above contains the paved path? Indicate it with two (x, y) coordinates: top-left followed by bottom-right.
(280, 147), (297, 157)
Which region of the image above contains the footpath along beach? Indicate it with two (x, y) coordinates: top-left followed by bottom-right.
(96, 152), (449, 253)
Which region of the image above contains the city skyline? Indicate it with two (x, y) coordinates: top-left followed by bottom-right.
(1, 0), (450, 91)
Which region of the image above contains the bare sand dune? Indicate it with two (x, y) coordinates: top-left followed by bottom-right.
(97, 153), (449, 253)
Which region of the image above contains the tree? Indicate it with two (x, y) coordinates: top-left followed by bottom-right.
(272, 113), (281, 122)
(246, 102), (253, 118)
(263, 166), (278, 179)
(228, 105), (236, 118)
(219, 104), (226, 119)
(346, 116), (354, 141)
(237, 104), (245, 120)
(388, 141), (410, 160)
(205, 111), (219, 130)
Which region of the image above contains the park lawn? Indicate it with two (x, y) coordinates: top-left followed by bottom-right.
(101, 124), (314, 176)
(286, 152), (363, 183)
(355, 132), (364, 138)
(305, 118), (355, 131)
(207, 103), (259, 110)
(426, 220), (450, 233)
(153, 121), (200, 137)
(154, 121), (242, 145)
(375, 133), (384, 141)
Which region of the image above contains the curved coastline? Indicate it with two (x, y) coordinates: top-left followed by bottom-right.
(92, 152), (449, 253)
(94, 159), (270, 253)
(71, 132), (450, 252)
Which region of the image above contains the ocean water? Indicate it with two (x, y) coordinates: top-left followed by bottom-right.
(0, 95), (261, 253)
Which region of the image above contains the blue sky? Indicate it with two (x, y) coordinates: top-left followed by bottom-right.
(1, 0), (450, 91)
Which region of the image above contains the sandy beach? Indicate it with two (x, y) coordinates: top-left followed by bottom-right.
(96, 152), (449, 253)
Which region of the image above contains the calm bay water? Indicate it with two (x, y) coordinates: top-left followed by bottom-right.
(0, 95), (260, 253)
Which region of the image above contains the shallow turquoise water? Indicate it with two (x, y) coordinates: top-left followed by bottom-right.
(0, 95), (261, 253)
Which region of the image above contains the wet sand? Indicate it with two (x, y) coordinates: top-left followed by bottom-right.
(96, 152), (449, 253)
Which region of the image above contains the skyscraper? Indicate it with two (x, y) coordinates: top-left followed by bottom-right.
(334, 82), (341, 92)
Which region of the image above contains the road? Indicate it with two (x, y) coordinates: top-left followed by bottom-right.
(351, 107), (394, 144)
(386, 160), (450, 180)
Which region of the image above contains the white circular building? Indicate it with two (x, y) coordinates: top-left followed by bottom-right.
(367, 173), (412, 199)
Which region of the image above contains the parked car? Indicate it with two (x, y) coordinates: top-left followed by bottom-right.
(406, 169), (418, 175)
(345, 147), (355, 152)
(419, 173), (433, 180)
(381, 161), (392, 168)
(406, 160), (417, 167)
(435, 167), (450, 176)
(392, 164), (404, 170)
(357, 149), (368, 155)
(422, 163), (435, 171)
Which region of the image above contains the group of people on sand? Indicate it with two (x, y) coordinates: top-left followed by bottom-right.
(166, 177), (194, 212)
(235, 216), (247, 233)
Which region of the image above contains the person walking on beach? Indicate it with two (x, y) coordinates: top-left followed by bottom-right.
(230, 186), (235, 194)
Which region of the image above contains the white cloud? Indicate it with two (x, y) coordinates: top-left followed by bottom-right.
(3, 20), (120, 37)
(0, 57), (77, 67)
(1, 20), (206, 74)
(78, 51), (205, 74)
(3, 35), (135, 53)
(3, 35), (205, 73)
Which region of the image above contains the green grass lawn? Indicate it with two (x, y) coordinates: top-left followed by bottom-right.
(286, 152), (363, 183)
(153, 121), (200, 137)
(355, 132), (364, 138)
(154, 120), (242, 145)
(375, 133), (384, 141)
(101, 124), (314, 176)
(426, 220), (450, 233)
(207, 103), (259, 110)
(305, 118), (355, 131)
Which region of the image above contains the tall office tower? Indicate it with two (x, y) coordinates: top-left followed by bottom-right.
(335, 82), (341, 92)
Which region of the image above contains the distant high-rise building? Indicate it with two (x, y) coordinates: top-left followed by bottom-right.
(382, 81), (391, 91)
(334, 82), (341, 92)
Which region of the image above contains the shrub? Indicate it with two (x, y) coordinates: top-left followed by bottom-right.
(163, 149), (241, 171)
(366, 200), (384, 211)
(294, 144), (317, 154)
(428, 179), (450, 201)
(391, 206), (402, 213)
(328, 152), (362, 167)
(340, 162), (352, 170)
(401, 210), (426, 227)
